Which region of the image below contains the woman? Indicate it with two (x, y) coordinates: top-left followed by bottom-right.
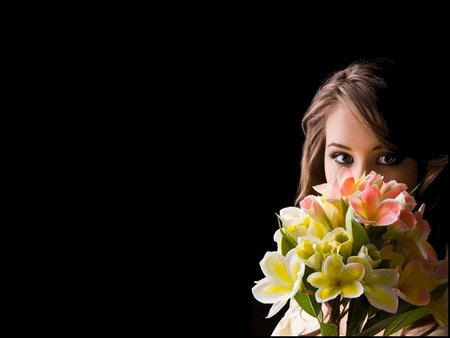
(273, 58), (448, 336)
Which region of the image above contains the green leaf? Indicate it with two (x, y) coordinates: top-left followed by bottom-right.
(275, 213), (297, 256)
(383, 307), (430, 336)
(409, 182), (421, 195)
(345, 207), (369, 255)
(359, 316), (397, 336)
(276, 213), (283, 229)
(280, 236), (291, 256)
(359, 301), (425, 337)
(294, 292), (322, 318)
(301, 265), (316, 291)
(320, 322), (338, 336)
(341, 198), (349, 218)
(280, 229), (296, 256)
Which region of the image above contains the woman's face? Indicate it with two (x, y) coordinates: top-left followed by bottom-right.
(324, 104), (419, 191)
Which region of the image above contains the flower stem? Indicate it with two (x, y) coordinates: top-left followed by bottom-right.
(328, 297), (341, 333)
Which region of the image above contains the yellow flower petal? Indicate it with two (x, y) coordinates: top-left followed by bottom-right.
(296, 237), (318, 260)
(316, 287), (340, 302)
(339, 263), (365, 284)
(365, 269), (398, 287)
(364, 284), (398, 313)
(286, 249), (305, 283)
(323, 255), (344, 279)
(252, 279), (291, 303)
(260, 252), (292, 286)
(341, 281), (364, 298)
(307, 219), (330, 239)
(308, 272), (333, 289)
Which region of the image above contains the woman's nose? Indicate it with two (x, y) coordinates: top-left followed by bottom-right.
(352, 161), (374, 180)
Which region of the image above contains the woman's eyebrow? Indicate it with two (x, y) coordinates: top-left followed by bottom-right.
(327, 143), (387, 151)
(327, 142), (352, 150)
(371, 144), (385, 151)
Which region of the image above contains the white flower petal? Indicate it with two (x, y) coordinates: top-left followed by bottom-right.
(286, 249), (305, 284)
(273, 229), (282, 253)
(290, 277), (303, 297)
(267, 299), (289, 318)
(252, 278), (291, 304)
(280, 207), (304, 226)
(260, 252), (292, 287)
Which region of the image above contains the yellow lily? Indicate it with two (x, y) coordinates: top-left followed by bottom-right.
(307, 254), (365, 303)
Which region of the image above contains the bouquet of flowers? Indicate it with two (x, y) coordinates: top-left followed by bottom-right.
(252, 168), (448, 336)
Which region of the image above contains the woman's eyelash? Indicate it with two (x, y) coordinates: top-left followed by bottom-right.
(330, 152), (349, 158)
(330, 152), (353, 164)
(377, 152), (406, 165)
(329, 152), (406, 166)
(330, 152), (341, 157)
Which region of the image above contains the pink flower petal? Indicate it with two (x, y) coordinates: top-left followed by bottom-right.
(395, 209), (415, 228)
(349, 198), (367, 220)
(374, 199), (401, 225)
(354, 215), (376, 225)
(313, 183), (329, 195)
(414, 213), (431, 239)
(340, 177), (356, 196)
(328, 180), (341, 200)
(397, 285), (431, 306)
(376, 212), (400, 226)
(415, 241), (438, 268)
(432, 259), (448, 283)
(362, 186), (381, 218)
(380, 181), (407, 199)
(300, 195), (313, 210)
(339, 167), (354, 181)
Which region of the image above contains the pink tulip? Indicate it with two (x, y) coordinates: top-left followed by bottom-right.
(358, 171), (384, 191)
(349, 186), (401, 226)
(300, 195), (330, 229)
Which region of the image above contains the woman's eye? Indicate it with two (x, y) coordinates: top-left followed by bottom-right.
(377, 154), (399, 165)
(332, 153), (353, 164)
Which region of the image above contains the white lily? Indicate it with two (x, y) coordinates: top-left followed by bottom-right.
(252, 250), (305, 318)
